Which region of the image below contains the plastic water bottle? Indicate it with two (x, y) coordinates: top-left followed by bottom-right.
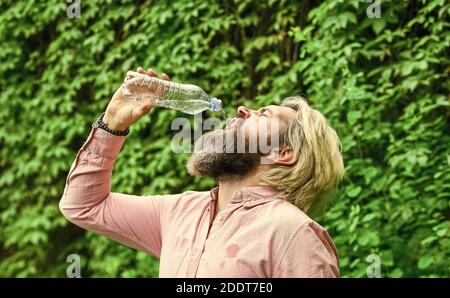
(122, 71), (222, 115)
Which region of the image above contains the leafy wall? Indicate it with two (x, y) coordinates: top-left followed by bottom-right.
(0, 0), (449, 277)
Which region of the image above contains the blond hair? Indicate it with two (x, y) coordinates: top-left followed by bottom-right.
(260, 96), (344, 214)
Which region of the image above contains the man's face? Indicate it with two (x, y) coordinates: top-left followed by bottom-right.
(227, 105), (297, 142)
(186, 104), (298, 180)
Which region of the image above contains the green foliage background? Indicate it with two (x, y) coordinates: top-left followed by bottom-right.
(0, 0), (449, 277)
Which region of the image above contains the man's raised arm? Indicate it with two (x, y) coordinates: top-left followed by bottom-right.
(59, 67), (175, 258)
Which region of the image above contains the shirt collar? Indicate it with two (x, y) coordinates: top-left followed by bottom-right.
(209, 185), (280, 204)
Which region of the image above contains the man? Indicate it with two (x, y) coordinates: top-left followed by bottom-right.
(59, 67), (344, 277)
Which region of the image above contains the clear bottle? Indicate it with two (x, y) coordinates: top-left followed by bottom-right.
(122, 71), (222, 115)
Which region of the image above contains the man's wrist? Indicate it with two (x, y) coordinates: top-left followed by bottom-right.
(92, 112), (130, 136)
(102, 113), (129, 132)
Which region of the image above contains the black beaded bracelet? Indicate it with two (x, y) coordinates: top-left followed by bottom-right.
(92, 112), (130, 136)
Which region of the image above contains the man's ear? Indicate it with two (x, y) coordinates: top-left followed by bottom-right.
(264, 145), (297, 166)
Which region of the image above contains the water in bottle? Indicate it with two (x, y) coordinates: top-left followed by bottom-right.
(122, 71), (223, 115)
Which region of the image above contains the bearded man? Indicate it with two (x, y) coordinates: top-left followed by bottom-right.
(59, 67), (344, 278)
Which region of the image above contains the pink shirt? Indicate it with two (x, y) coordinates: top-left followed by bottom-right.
(59, 128), (340, 277)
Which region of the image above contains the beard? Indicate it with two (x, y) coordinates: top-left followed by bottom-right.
(186, 124), (263, 181)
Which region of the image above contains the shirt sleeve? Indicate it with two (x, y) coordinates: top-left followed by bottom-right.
(273, 221), (340, 278)
(59, 128), (179, 258)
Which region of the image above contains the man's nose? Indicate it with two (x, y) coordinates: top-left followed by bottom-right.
(237, 106), (252, 119)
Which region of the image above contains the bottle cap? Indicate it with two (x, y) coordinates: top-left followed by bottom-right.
(210, 98), (222, 112)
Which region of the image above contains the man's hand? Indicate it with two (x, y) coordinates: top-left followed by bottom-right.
(103, 67), (170, 131)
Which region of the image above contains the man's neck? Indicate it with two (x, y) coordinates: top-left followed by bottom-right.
(216, 169), (262, 216)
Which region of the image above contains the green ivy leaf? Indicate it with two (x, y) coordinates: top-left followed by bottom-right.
(347, 186), (362, 198)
